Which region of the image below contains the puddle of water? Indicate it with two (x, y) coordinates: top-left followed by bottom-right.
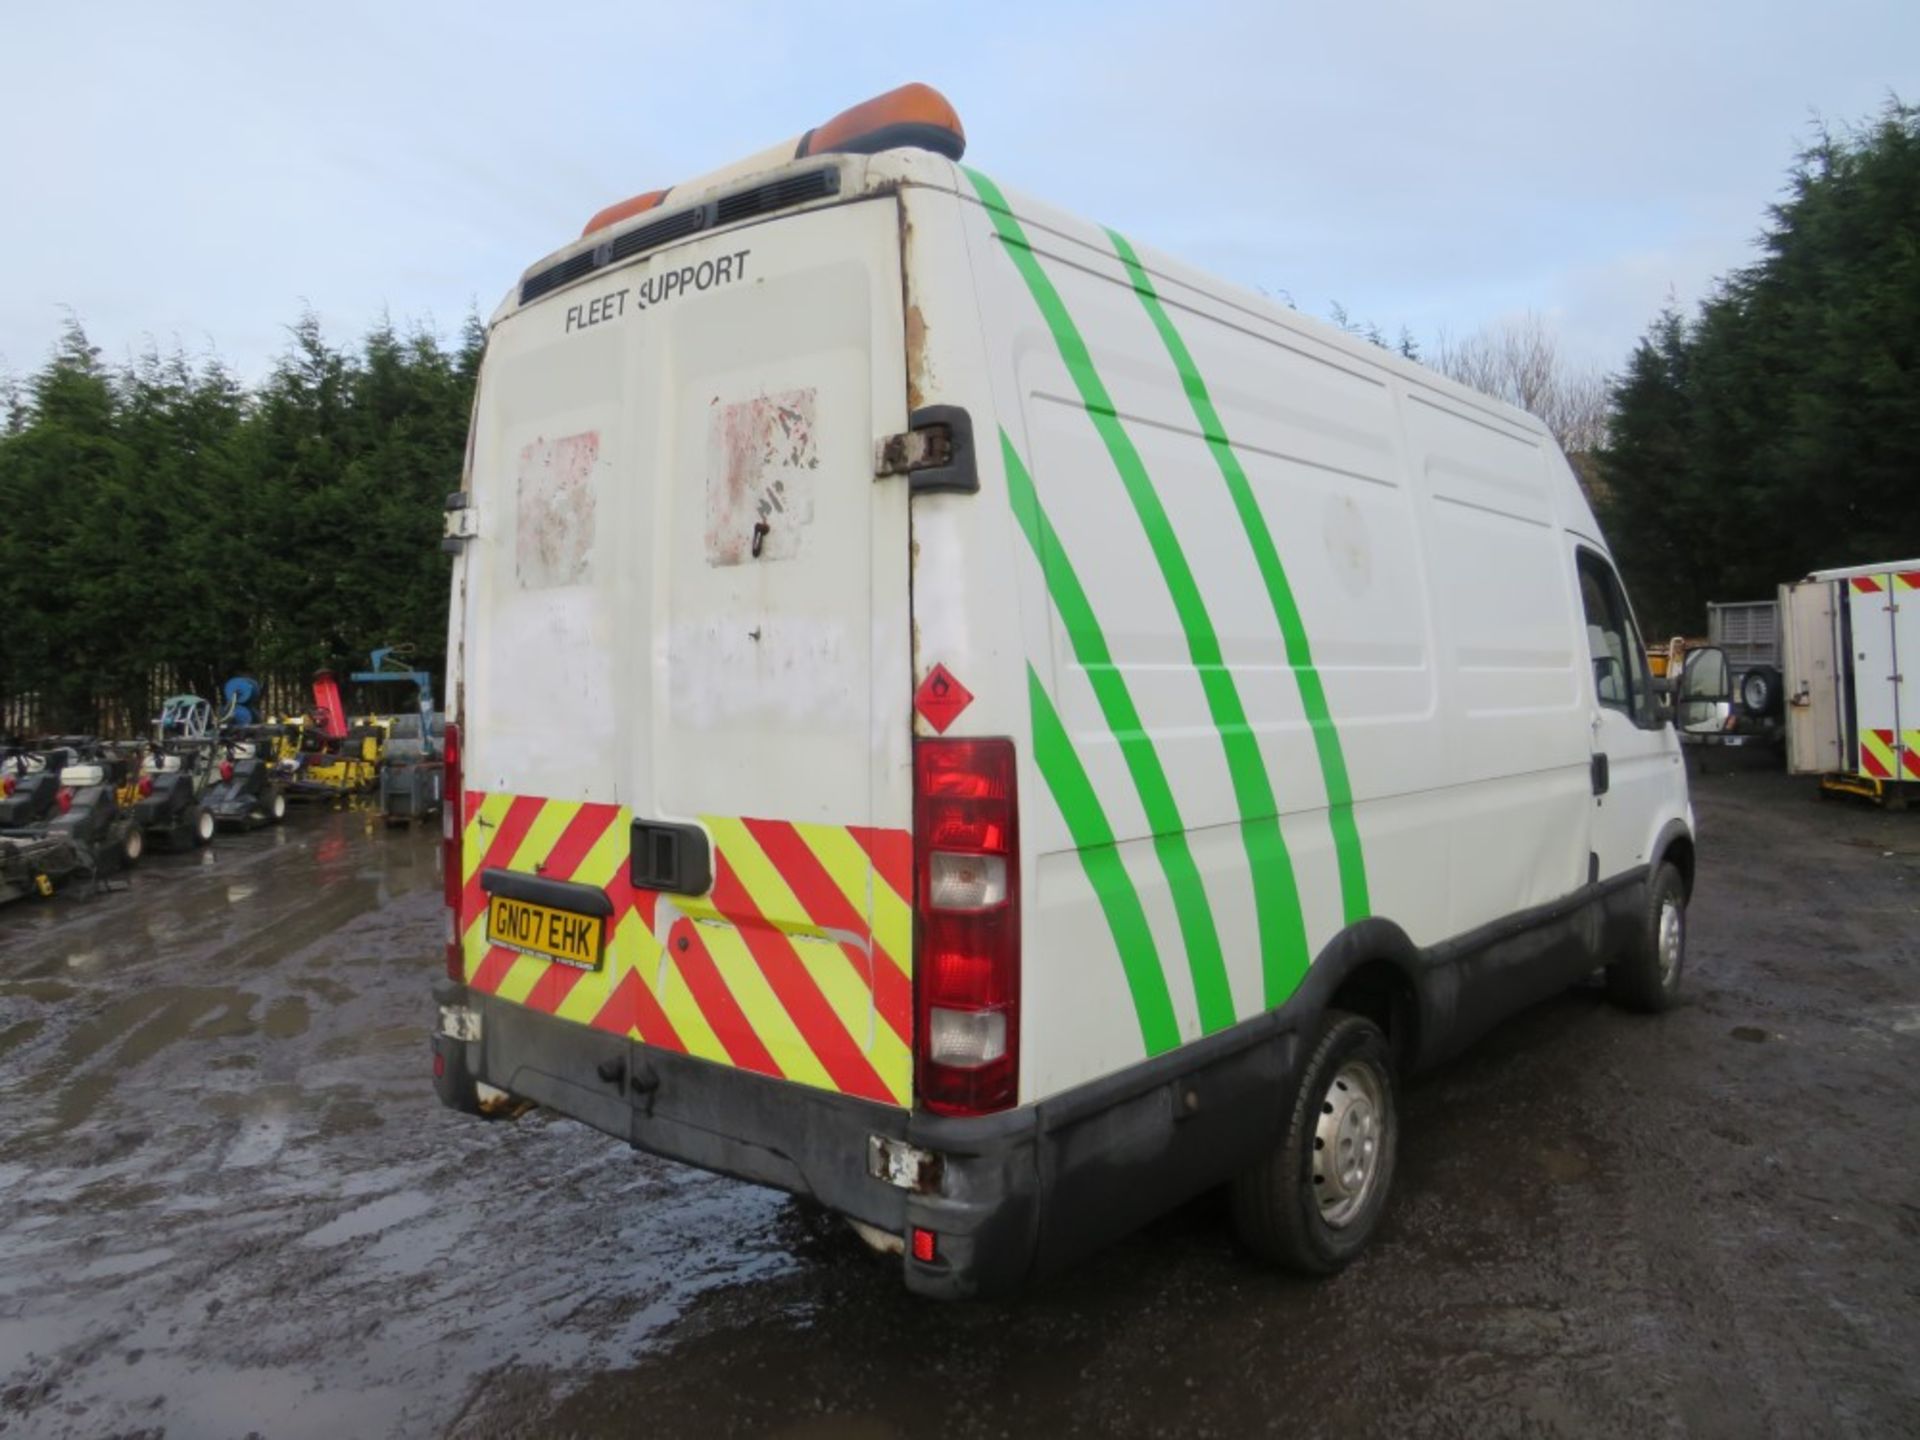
(300, 1189), (436, 1248)
(81, 1354), (416, 1440)
(0, 1313), (94, 1373)
(264, 995), (311, 1040)
(73, 1246), (175, 1281)
(224, 1111), (293, 1170)
(0, 1017), (46, 1063)
(338, 1163), (429, 1199)
(0, 979), (77, 1002)
(1537, 1147), (1592, 1184)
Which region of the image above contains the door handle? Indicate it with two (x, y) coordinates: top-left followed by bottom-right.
(1591, 753), (1610, 797)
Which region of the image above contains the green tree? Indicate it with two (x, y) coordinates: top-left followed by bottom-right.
(1600, 100), (1920, 634)
(0, 308), (477, 734)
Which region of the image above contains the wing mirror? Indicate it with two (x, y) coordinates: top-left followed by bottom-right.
(1675, 645), (1732, 734)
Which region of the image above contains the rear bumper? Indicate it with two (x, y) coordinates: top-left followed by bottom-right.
(431, 980), (1301, 1298)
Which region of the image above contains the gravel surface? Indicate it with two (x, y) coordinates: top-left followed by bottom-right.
(2, 759), (1915, 1438)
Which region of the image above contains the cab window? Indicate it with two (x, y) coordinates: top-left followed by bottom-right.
(1576, 549), (1657, 728)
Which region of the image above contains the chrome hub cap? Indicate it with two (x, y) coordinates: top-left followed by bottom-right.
(1658, 899), (1683, 988)
(1313, 1060), (1386, 1228)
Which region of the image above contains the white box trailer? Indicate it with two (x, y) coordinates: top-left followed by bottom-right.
(430, 84), (1698, 1296)
(1780, 560), (1920, 802)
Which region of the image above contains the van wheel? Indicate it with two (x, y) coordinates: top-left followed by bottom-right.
(1231, 1010), (1398, 1274)
(1606, 861), (1687, 1013)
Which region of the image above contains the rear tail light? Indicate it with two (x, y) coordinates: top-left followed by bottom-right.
(913, 737), (1018, 1116)
(219, 760), (234, 782)
(137, 775), (154, 798)
(442, 721), (463, 979)
(56, 788), (73, 814)
(0, 774), (13, 797)
(910, 1226), (938, 1264)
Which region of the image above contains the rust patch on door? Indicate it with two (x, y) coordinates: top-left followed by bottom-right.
(515, 431), (599, 589)
(707, 389), (818, 566)
(905, 302), (931, 411)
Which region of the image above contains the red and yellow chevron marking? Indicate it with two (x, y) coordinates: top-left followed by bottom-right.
(457, 792), (913, 1106)
(1850, 575), (1885, 595)
(1859, 729), (1920, 781)
(1894, 571), (1920, 592)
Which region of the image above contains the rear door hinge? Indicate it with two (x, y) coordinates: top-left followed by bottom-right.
(441, 491), (478, 553)
(874, 405), (977, 494)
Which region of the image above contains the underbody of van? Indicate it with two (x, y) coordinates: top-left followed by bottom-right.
(431, 92), (1695, 1298)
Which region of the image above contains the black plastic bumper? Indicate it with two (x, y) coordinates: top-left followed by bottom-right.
(430, 981), (1305, 1298)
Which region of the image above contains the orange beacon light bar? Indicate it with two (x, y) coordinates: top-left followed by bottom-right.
(580, 83), (965, 238)
(797, 82), (966, 162)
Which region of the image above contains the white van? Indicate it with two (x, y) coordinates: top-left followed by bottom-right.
(431, 85), (1696, 1297)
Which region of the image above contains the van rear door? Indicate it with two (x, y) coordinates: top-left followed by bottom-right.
(456, 193), (915, 1109)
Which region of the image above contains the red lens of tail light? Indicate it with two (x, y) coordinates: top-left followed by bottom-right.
(1, 774), (13, 797)
(56, 788), (73, 814)
(913, 737), (1019, 1116)
(910, 1226), (938, 1264)
(442, 722), (463, 979)
(219, 760), (234, 782)
(137, 775), (154, 798)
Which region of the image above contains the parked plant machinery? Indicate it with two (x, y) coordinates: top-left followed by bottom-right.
(220, 675), (264, 729)
(377, 711), (446, 824)
(1, 742), (143, 905)
(124, 695), (222, 850)
(281, 669), (384, 803)
(198, 722), (289, 830)
(0, 745), (75, 826)
(352, 648), (443, 825)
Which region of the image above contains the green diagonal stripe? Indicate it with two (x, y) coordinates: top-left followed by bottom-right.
(967, 165), (1311, 1008)
(1027, 664), (1180, 1055)
(1003, 430), (1235, 1034)
(1106, 227), (1372, 924)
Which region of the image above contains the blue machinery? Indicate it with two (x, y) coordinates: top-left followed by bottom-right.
(350, 648), (437, 742)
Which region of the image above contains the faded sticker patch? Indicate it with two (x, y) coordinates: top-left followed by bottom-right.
(516, 432), (598, 589)
(706, 390), (818, 566)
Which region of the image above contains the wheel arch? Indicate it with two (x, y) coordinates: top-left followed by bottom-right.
(1296, 917), (1428, 1075)
(1651, 817), (1696, 898)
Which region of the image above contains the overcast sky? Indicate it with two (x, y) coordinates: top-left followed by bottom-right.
(2, 1), (1913, 386)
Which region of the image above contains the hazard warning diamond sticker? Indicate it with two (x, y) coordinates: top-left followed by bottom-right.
(914, 664), (974, 734)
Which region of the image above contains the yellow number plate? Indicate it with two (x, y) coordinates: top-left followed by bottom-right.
(486, 894), (604, 970)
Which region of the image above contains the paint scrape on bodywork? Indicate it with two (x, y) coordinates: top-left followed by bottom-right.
(706, 389), (820, 566)
(515, 432), (599, 590)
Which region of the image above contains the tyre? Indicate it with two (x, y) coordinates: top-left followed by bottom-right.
(269, 791), (287, 823)
(1740, 665), (1779, 717)
(1231, 1010), (1398, 1274)
(1606, 860), (1687, 1012)
(192, 806), (214, 846)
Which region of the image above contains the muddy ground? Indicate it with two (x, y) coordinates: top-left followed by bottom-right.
(1, 760), (1916, 1439)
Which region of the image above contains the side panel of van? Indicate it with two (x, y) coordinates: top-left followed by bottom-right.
(953, 170), (1623, 1102)
(952, 168), (1628, 1098)
(1399, 388), (1592, 929)
(453, 196), (916, 1111)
